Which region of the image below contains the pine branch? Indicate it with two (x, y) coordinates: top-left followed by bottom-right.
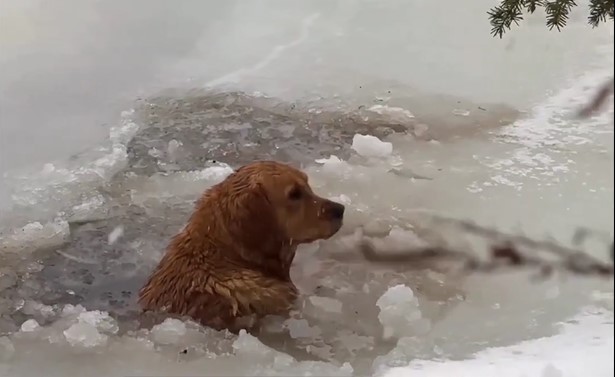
(545, 0), (577, 31)
(488, 0), (526, 38)
(488, 0), (613, 37)
(588, 0), (615, 27)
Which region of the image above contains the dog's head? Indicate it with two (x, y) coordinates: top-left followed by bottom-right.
(203, 161), (344, 253)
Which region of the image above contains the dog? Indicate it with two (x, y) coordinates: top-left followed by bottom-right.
(138, 161), (345, 332)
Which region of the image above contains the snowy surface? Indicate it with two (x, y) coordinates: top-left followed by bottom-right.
(381, 308), (614, 377)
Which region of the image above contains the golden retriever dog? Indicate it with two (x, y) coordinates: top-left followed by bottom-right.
(138, 160), (345, 332)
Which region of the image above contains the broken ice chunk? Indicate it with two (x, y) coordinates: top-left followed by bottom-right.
(107, 225), (124, 245)
(309, 296), (343, 314)
(64, 321), (108, 348)
(376, 284), (428, 339)
(351, 134), (393, 158)
(20, 319), (41, 332)
(77, 311), (119, 334)
(150, 318), (187, 345)
(285, 318), (322, 339)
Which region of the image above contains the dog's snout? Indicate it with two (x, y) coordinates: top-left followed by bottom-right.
(326, 201), (345, 220)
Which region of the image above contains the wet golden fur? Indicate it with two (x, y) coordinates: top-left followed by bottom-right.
(138, 161), (345, 332)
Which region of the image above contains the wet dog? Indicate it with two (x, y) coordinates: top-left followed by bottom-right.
(138, 161), (345, 332)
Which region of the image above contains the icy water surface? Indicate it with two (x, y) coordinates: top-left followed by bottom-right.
(0, 0), (613, 376)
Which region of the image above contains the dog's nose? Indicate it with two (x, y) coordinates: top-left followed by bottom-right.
(327, 201), (345, 220)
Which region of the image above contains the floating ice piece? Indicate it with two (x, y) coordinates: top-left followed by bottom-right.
(285, 318), (322, 339)
(376, 284), (425, 339)
(315, 155), (344, 165)
(150, 318), (187, 345)
(330, 194), (352, 205)
(309, 296), (343, 314)
(166, 139), (183, 161)
(77, 311), (119, 335)
(178, 165), (234, 183)
(64, 321), (108, 348)
(452, 109), (470, 116)
(21, 300), (55, 318)
(68, 194), (108, 223)
(20, 319), (41, 332)
(60, 310), (117, 348)
(351, 134), (393, 158)
(107, 225), (124, 245)
(367, 105), (415, 122)
(369, 226), (429, 253)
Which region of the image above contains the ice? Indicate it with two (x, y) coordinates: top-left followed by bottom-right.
(368, 226), (430, 253)
(0, 218), (69, 253)
(107, 225), (124, 245)
(62, 310), (118, 348)
(367, 104), (415, 123)
(20, 319), (41, 332)
(0, 336), (15, 361)
(150, 318), (188, 345)
(285, 318), (322, 339)
(166, 139), (183, 162)
(379, 309), (613, 377)
(63, 321), (109, 348)
(232, 330), (354, 376)
(185, 165), (234, 182)
(315, 155), (343, 165)
(376, 284), (427, 340)
(351, 134), (393, 158)
(309, 296), (343, 314)
(68, 194), (109, 223)
(21, 300), (55, 318)
(76, 311), (119, 335)
(329, 194), (352, 205)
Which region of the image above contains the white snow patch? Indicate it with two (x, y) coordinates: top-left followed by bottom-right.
(379, 308), (614, 377)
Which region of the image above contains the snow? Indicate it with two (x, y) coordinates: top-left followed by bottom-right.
(351, 134), (393, 158)
(379, 309), (614, 377)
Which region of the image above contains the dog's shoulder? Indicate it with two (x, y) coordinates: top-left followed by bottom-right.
(137, 233), (297, 330)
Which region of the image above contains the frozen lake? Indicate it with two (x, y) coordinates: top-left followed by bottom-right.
(0, 0), (613, 376)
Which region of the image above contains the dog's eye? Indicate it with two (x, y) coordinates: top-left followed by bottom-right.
(287, 186), (302, 200)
